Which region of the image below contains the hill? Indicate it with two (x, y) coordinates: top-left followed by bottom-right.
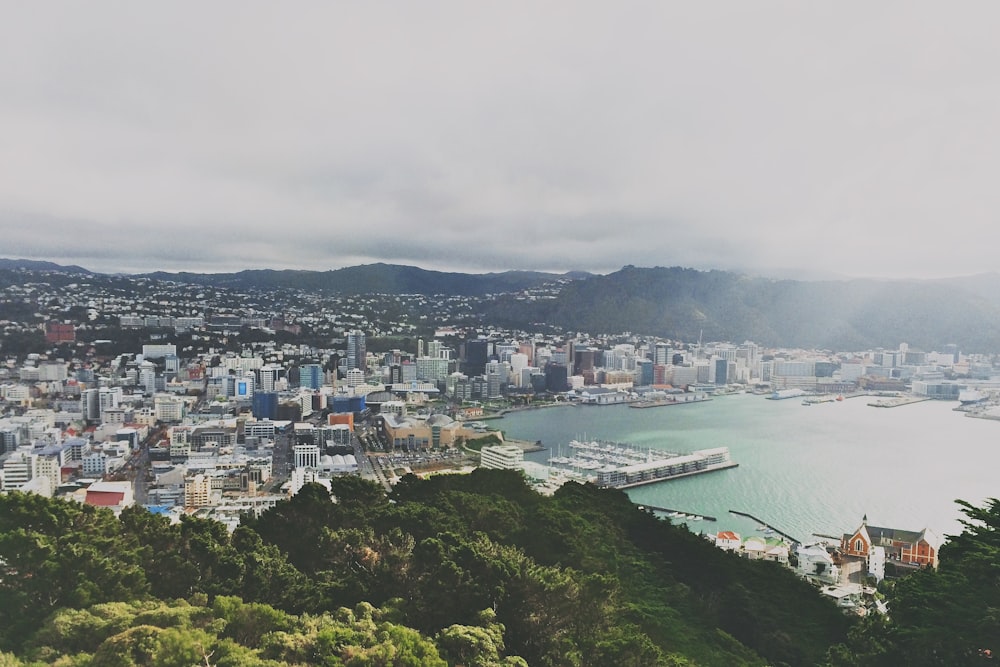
(0, 473), (851, 666)
(143, 263), (587, 296)
(483, 266), (1000, 351)
(5, 257), (1000, 350)
(0, 258), (92, 274)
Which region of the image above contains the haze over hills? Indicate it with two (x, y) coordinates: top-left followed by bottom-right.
(3, 257), (999, 352)
(143, 263), (591, 296)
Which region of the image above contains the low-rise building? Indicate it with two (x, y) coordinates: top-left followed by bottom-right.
(480, 445), (524, 470)
(842, 515), (940, 569)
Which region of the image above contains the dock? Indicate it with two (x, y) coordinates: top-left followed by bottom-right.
(729, 510), (799, 544)
(639, 504), (717, 521)
(867, 396), (931, 408)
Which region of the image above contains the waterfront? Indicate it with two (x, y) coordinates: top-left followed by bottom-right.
(499, 393), (999, 543)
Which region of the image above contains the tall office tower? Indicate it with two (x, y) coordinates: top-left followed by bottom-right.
(654, 343), (670, 365)
(463, 339), (489, 376)
(138, 361), (157, 396)
(418, 338), (425, 359)
(258, 364), (283, 392)
(299, 363), (324, 390)
(495, 344), (518, 364)
(347, 331), (367, 371)
(519, 342), (534, 364)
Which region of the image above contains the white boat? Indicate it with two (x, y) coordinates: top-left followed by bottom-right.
(959, 390), (987, 405)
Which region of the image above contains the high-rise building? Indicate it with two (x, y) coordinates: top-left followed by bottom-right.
(258, 364), (283, 392)
(347, 331), (367, 371)
(138, 361), (157, 396)
(463, 339), (489, 376)
(299, 363), (324, 390)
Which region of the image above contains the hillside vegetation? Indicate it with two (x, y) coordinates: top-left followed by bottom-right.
(0, 473), (997, 664)
(0, 472), (855, 666)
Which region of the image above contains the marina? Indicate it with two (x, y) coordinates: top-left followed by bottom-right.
(547, 439), (737, 490)
(503, 393), (999, 541)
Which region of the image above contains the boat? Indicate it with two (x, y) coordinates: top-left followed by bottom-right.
(767, 389), (806, 400)
(959, 390), (987, 405)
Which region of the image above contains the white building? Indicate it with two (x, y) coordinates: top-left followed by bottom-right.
(1, 451), (34, 491)
(796, 542), (840, 584)
(154, 394), (186, 422)
(294, 444), (321, 469)
(480, 445), (524, 470)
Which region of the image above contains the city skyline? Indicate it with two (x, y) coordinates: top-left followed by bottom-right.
(3, 3), (999, 279)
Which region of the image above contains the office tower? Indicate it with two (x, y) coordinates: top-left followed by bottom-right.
(347, 331), (367, 371)
(463, 339), (489, 376)
(299, 363), (324, 390)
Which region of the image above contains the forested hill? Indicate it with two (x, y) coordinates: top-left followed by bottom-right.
(0, 471), (850, 666)
(1, 471), (997, 665)
(484, 266), (1000, 351)
(142, 264), (588, 296)
(5, 256), (1000, 350)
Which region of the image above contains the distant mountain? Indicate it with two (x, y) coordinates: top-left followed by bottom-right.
(143, 263), (589, 296)
(933, 273), (1000, 308)
(483, 265), (1000, 351)
(5, 257), (1000, 350)
(0, 258), (92, 274)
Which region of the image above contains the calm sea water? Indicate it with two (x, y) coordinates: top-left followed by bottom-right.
(498, 394), (1000, 543)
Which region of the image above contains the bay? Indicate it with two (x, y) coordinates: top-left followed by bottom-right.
(497, 394), (1000, 544)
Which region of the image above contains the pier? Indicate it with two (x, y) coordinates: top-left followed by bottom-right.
(867, 396), (931, 408)
(729, 510), (800, 545)
(639, 504), (717, 521)
(544, 439), (738, 490)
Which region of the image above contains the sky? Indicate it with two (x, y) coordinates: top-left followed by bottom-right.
(2, 2), (999, 279)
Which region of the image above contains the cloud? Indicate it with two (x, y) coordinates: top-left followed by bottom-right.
(2, 2), (999, 278)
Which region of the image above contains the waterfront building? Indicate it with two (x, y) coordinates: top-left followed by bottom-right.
(842, 516), (940, 569)
(911, 380), (963, 400)
(796, 543), (840, 584)
(715, 531), (742, 552)
(480, 444), (524, 470)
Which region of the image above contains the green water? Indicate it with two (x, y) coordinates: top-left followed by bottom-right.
(499, 394), (1000, 542)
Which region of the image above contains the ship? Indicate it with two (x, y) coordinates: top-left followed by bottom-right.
(767, 388), (806, 400)
(959, 390), (988, 405)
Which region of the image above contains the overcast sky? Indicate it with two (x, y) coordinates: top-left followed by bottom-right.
(2, 3), (998, 278)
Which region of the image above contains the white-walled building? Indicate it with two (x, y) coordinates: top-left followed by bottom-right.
(480, 445), (524, 470)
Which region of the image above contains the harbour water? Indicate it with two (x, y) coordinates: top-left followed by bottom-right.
(499, 394), (999, 543)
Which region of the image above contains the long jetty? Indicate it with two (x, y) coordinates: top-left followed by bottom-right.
(640, 504), (716, 521)
(729, 510), (799, 544)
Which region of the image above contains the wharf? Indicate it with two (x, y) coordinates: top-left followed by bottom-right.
(609, 460), (738, 489)
(503, 438), (546, 453)
(729, 510), (800, 545)
(867, 396), (931, 408)
(546, 440), (738, 490)
(630, 395), (712, 409)
(639, 504), (717, 521)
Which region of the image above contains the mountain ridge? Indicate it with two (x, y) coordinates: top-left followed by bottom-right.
(3, 258), (1000, 350)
